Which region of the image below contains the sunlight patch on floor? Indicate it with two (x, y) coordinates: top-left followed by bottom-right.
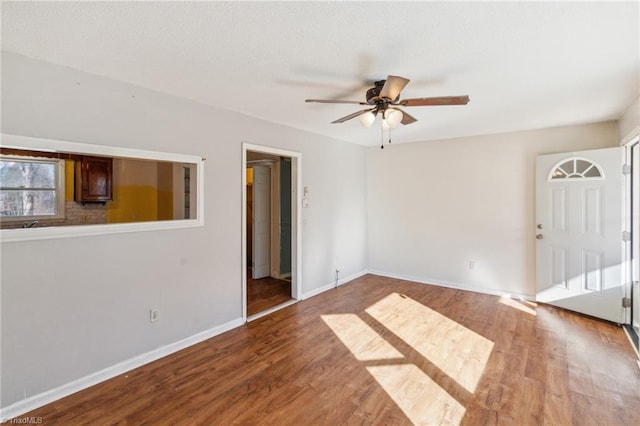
(365, 293), (494, 393)
(321, 314), (404, 361)
(321, 293), (496, 425)
(499, 295), (537, 316)
(367, 363), (466, 426)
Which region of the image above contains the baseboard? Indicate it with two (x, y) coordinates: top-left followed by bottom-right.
(1, 269), (528, 421)
(367, 269), (535, 301)
(301, 269), (368, 300)
(0, 317), (244, 422)
(623, 324), (640, 360)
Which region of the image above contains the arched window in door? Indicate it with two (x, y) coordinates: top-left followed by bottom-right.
(548, 157), (604, 181)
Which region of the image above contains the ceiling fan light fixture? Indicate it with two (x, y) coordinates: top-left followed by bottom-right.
(359, 111), (376, 128)
(305, 74), (470, 138)
(384, 108), (403, 128)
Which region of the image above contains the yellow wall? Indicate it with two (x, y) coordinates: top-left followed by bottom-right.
(107, 158), (160, 223)
(246, 167), (253, 185)
(64, 160), (75, 201)
(108, 185), (158, 223)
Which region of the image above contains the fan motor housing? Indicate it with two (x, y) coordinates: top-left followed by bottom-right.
(366, 79), (398, 105)
(365, 86), (381, 105)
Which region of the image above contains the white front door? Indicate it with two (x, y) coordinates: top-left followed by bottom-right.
(252, 166), (271, 279)
(535, 147), (624, 322)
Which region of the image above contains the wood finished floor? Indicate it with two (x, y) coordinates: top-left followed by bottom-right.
(17, 275), (640, 425)
(246, 274), (291, 316)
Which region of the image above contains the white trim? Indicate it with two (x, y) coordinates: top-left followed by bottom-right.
(621, 125), (640, 147)
(1, 218), (204, 243)
(300, 269), (368, 300)
(367, 269), (535, 301)
(246, 159), (276, 166)
(241, 143), (302, 322)
(1, 134), (202, 164)
(270, 162), (281, 279)
(0, 134), (205, 242)
(623, 139), (635, 324)
(0, 318), (244, 422)
(242, 147), (248, 320)
(623, 135), (640, 326)
(296, 269), (525, 302)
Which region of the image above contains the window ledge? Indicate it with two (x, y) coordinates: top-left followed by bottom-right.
(1, 218), (204, 243)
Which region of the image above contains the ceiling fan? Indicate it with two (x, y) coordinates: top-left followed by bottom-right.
(305, 75), (469, 147)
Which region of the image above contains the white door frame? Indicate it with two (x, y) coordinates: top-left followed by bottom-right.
(623, 129), (640, 328)
(242, 143), (302, 322)
(270, 160), (281, 279)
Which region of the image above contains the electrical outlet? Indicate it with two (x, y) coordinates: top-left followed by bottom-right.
(150, 309), (159, 323)
(469, 261), (476, 270)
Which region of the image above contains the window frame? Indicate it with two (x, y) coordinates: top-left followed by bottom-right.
(547, 156), (605, 182)
(0, 154), (66, 222)
(1, 133), (205, 243)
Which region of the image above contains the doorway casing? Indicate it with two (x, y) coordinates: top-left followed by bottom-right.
(623, 130), (640, 354)
(242, 143), (302, 322)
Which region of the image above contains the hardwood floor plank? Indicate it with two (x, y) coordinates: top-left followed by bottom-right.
(13, 275), (640, 425)
(246, 274), (292, 316)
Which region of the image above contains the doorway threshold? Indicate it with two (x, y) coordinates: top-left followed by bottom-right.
(247, 298), (298, 322)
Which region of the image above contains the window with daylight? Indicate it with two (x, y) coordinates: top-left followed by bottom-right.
(549, 157), (603, 181)
(0, 156), (65, 221)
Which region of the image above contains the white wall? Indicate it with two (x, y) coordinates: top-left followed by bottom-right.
(0, 50), (629, 414)
(367, 122), (620, 297)
(0, 52), (368, 409)
(619, 96), (639, 142)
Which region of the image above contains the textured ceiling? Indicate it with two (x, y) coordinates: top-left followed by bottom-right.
(2, 1), (638, 146)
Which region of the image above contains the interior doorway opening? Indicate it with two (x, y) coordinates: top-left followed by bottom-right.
(242, 144), (301, 321)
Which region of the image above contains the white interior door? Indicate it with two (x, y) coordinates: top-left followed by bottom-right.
(536, 147), (624, 322)
(252, 166), (271, 279)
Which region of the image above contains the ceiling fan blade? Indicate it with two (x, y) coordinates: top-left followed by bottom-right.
(398, 109), (418, 125)
(331, 108), (376, 124)
(305, 99), (367, 105)
(379, 75), (410, 100)
(399, 95), (470, 107)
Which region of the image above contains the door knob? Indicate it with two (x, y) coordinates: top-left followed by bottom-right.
(536, 234), (544, 240)
(537, 224), (543, 229)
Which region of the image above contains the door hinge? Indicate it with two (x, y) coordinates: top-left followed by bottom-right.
(623, 231), (631, 242)
(623, 164), (632, 175)
(622, 297), (632, 308)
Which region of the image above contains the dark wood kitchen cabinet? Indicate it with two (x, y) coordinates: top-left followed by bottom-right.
(75, 156), (113, 203)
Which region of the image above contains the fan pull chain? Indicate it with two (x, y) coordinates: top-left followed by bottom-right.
(380, 121), (384, 149)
